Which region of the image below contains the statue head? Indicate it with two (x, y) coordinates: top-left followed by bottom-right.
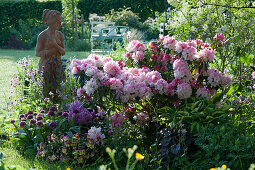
(43, 9), (62, 30)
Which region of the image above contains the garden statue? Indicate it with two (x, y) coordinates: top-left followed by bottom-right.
(36, 9), (65, 102)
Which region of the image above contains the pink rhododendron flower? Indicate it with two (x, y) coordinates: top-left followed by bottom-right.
(84, 78), (99, 96)
(171, 78), (183, 87)
(87, 127), (105, 145)
(149, 41), (158, 52)
(111, 113), (125, 127)
(103, 61), (121, 76)
(118, 60), (125, 68)
(182, 46), (197, 61)
(109, 78), (123, 90)
(173, 59), (189, 70)
(176, 83), (192, 99)
(213, 33), (226, 45)
(132, 51), (145, 61)
(187, 40), (197, 48)
(165, 83), (175, 96)
(196, 87), (214, 100)
(175, 41), (188, 53)
(174, 67), (192, 82)
(71, 66), (81, 74)
(207, 69), (223, 87)
(163, 35), (176, 50)
(252, 72), (255, 79)
(161, 66), (168, 72)
(77, 87), (85, 97)
(126, 40), (145, 52)
(196, 47), (215, 62)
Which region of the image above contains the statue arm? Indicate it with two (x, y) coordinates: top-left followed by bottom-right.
(35, 33), (57, 58)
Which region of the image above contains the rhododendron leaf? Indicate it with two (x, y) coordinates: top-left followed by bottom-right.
(209, 92), (223, 104)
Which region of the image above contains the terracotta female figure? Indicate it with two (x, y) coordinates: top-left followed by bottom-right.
(36, 9), (65, 101)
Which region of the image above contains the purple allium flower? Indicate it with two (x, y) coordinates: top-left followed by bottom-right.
(36, 121), (44, 127)
(57, 111), (63, 116)
(62, 112), (69, 117)
(27, 114), (33, 119)
(47, 111), (55, 117)
(68, 100), (94, 125)
(37, 113), (43, 117)
(19, 121), (27, 128)
(36, 116), (43, 121)
(49, 105), (58, 112)
(29, 119), (36, 125)
(27, 110), (33, 115)
(40, 110), (45, 114)
(19, 114), (25, 119)
(10, 119), (15, 124)
(49, 121), (57, 129)
(34, 112), (37, 116)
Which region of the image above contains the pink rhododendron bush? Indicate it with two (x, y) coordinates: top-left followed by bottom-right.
(71, 35), (231, 110)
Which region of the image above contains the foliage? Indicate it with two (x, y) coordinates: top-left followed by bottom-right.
(166, 0), (255, 96)
(66, 39), (91, 51)
(105, 8), (159, 41)
(0, 0), (62, 47)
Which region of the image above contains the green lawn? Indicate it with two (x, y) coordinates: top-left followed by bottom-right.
(0, 49), (91, 110)
(0, 49), (92, 169)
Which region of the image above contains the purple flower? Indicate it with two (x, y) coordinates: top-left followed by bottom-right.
(36, 116), (43, 121)
(57, 111), (63, 116)
(27, 110), (33, 115)
(34, 112), (37, 116)
(40, 110), (45, 113)
(49, 105), (58, 112)
(47, 111), (55, 117)
(49, 121), (57, 129)
(62, 112), (69, 117)
(10, 119), (15, 124)
(21, 118), (26, 122)
(29, 119), (36, 125)
(27, 114), (33, 119)
(68, 100), (94, 125)
(36, 121), (44, 127)
(19, 121), (27, 128)
(19, 114), (25, 119)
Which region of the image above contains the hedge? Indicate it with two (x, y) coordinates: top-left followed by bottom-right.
(0, 0), (170, 47)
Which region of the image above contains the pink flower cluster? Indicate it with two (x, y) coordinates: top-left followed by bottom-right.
(213, 33), (226, 45)
(71, 34), (232, 104)
(207, 68), (231, 87)
(126, 40), (146, 61)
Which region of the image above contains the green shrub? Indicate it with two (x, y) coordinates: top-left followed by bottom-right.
(66, 39), (91, 51)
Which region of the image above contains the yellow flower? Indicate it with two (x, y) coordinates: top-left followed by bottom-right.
(66, 168), (71, 170)
(209, 168), (216, 170)
(222, 164), (227, 169)
(135, 152), (144, 160)
(106, 147), (111, 153)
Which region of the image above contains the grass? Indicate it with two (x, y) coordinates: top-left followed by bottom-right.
(0, 49), (92, 169)
(0, 49), (91, 109)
